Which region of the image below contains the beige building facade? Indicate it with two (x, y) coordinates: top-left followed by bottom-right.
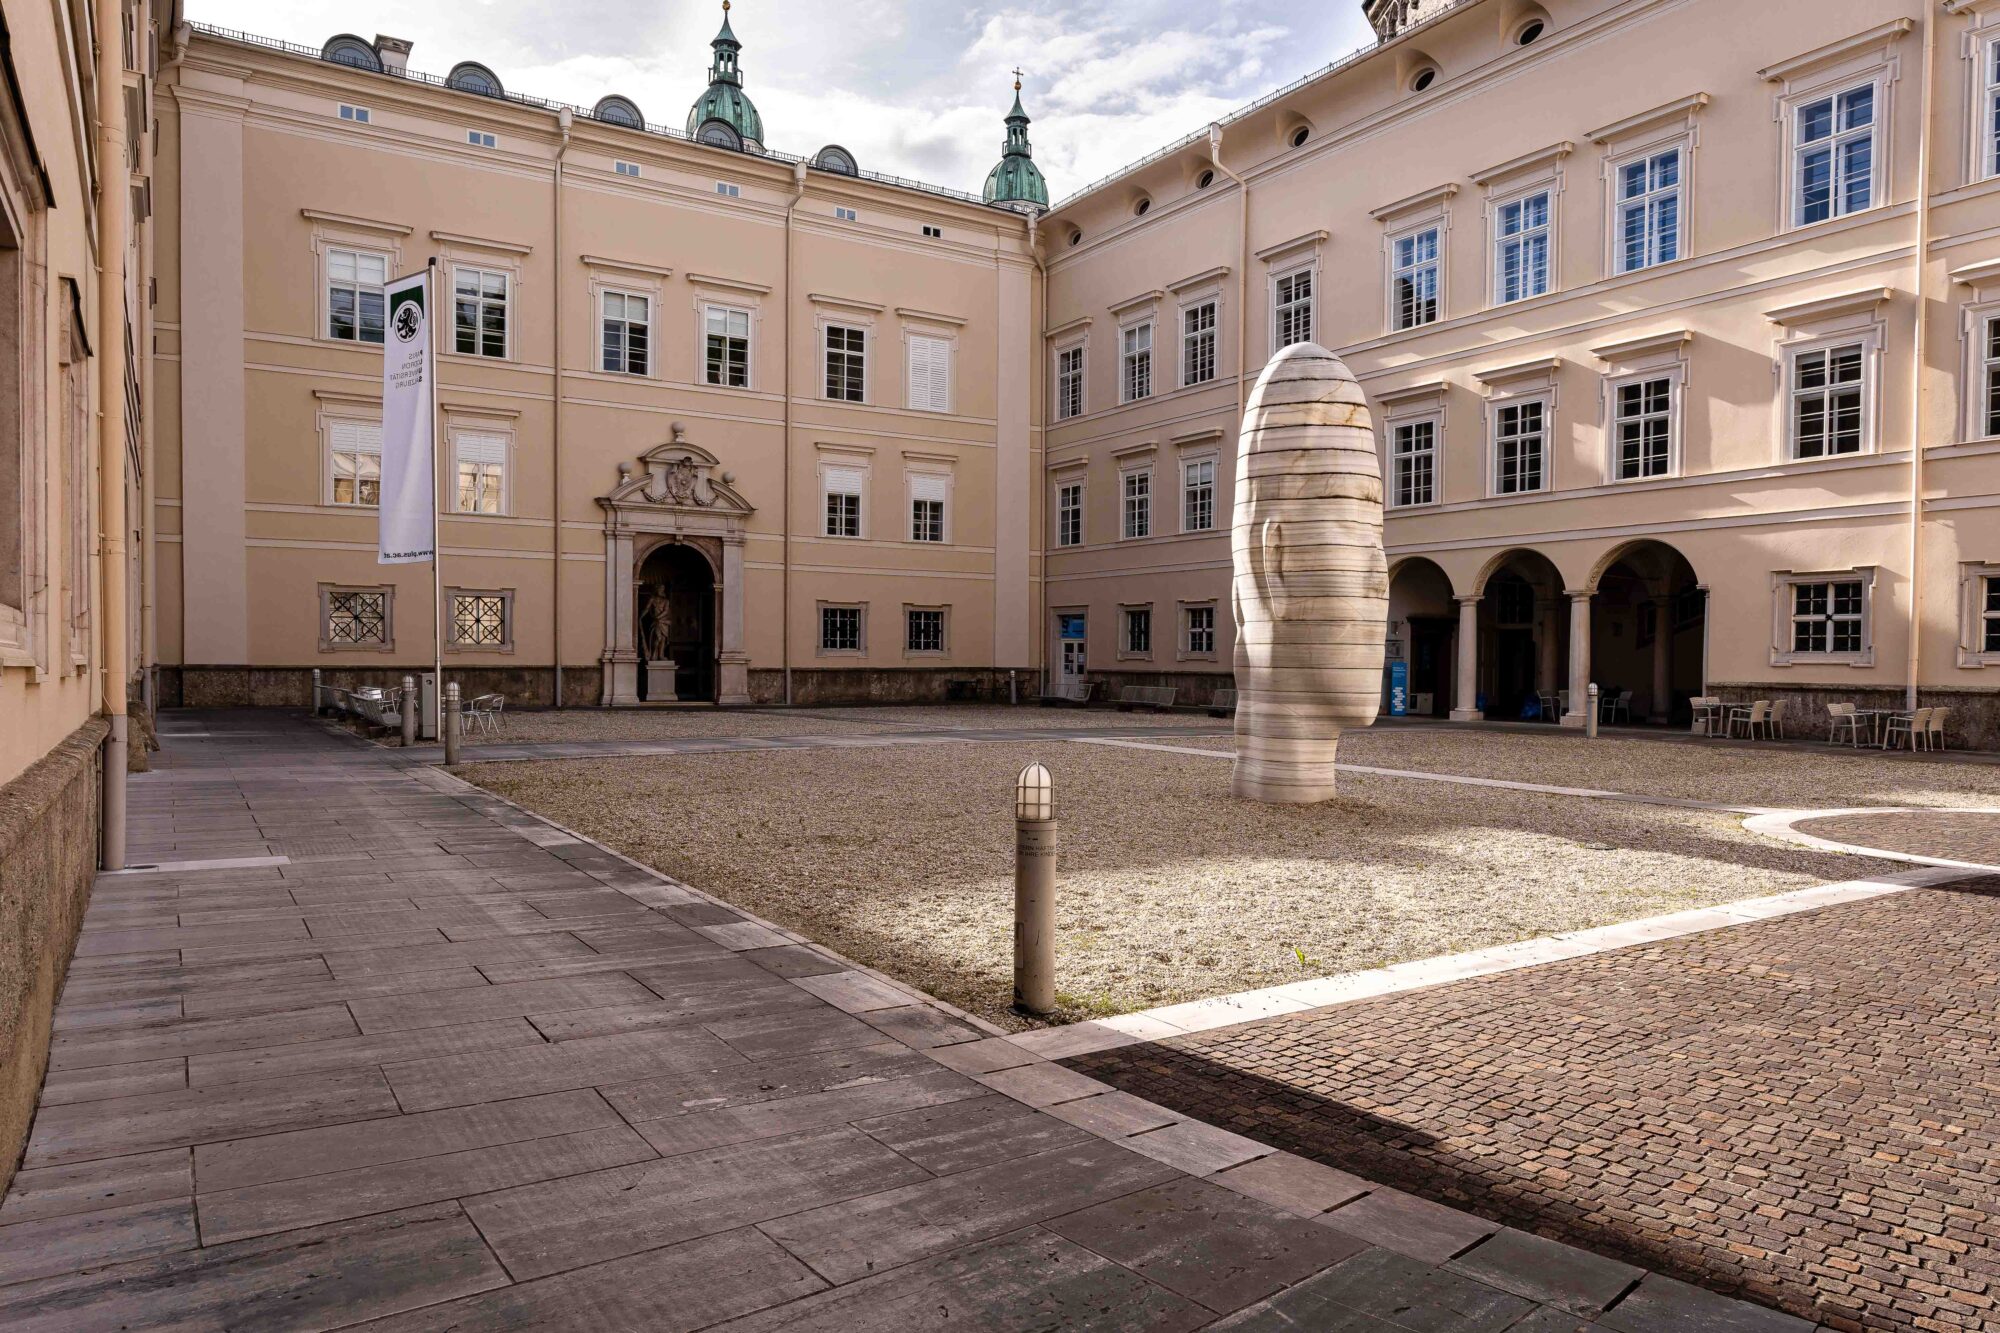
(1045, 0), (2000, 746)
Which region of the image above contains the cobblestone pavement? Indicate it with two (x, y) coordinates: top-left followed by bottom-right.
(1068, 876), (2000, 1332)
(0, 710), (1804, 1331)
(1796, 810), (2000, 867)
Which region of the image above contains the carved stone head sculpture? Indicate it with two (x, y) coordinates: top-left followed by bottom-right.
(1230, 343), (1389, 803)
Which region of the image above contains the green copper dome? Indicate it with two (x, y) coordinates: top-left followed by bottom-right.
(983, 85), (1049, 211)
(687, 3), (763, 150)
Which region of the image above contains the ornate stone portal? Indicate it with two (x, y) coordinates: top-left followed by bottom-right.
(598, 430), (754, 705)
(1230, 344), (1389, 803)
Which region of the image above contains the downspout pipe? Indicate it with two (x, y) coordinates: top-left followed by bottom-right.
(1208, 123), (1250, 434)
(95, 0), (130, 870)
(782, 160), (806, 706)
(551, 107), (571, 707)
(1905, 7), (1938, 712)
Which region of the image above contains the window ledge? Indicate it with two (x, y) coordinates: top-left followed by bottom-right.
(1768, 650), (1875, 668)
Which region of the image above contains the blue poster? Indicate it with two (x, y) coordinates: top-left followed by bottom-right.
(1387, 660), (1408, 716)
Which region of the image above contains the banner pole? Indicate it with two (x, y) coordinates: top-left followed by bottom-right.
(429, 257), (444, 728)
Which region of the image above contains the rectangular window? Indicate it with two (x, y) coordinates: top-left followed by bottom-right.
(907, 333), (951, 412)
(1791, 580), (1864, 654)
(1057, 481), (1083, 548)
(704, 306), (750, 387)
(716, 182), (741, 198)
(1614, 377), (1673, 480)
(325, 588), (389, 648)
(329, 419), (382, 507)
(825, 324), (865, 402)
(614, 161), (641, 178)
(1794, 83), (1875, 226)
(906, 608), (945, 653)
(1493, 400), (1546, 495)
(1987, 39), (2000, 179)
(1985, 575), (2000, 654)
(1057, 345), (1084, 420)
(338, 104), (370, 124)
(1122, 323), (1152, 402)
(1182, 301), (1217, 385)
(327, 248), (387, 344)
(1274, 269), (1313, 346)
(449, 592), (509, 647)
(834, 206), (857, 221)
(1981, 314), (2000, 439)
(1496, 191), (1551, 303)
(1391, 420), (1437, 507)
(1182, 458), (1215, 532)
(1123, 607), (1152, 655)
(1185, 605), (1216, 656)
(909, 472), (947, 543)
(453, 267), (508, 358)
(823, 464), (864, 538)
(454, 431), (507, 514)
(1616, 147), (1682, 273)
(922, 225), (943, 239)
(1790, 343), (1866, 458)
(1392, 226), (1440, 330)
(467, 130), (496, 148)
(820, 605), (862, 652)
(1122, 469), (1151, 539)
(600, 291), (649, 375)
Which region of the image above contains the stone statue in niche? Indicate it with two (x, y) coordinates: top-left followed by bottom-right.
(639, 586), (674, 662)
(1230, 343), (1388, 803)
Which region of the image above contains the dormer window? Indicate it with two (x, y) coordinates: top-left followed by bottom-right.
(1195, 169), (1214, 189)
(594, 95), (643, 129)
(1516, 20), (1544, 45)
(322, 34), (382, 71)
(446, 62), (504, 98)
(1133, 198), (1151, 217)
(1289, 126), (1310, 149)
(1411, 67), (1438, 93)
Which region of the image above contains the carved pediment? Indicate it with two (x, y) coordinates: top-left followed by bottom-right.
(600, 429), (754, 517)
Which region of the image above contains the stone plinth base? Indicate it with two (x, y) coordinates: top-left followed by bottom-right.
(645, 662), (679, 703)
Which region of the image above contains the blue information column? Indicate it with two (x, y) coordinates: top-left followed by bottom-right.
(1387, 660), (1409, 717)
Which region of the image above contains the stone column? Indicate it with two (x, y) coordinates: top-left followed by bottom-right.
(1450, 595), (1483, 721)
(1537, 597), (1562, 694)
(1649, 596), (1672, 723)
(1562, 591), (1592, 728)
(717, 535), (751, 705)
(601, 530), (640, 706)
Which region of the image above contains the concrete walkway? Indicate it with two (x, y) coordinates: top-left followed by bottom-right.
(0, 711), (1809, 1330)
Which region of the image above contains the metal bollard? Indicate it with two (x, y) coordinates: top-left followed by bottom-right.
(312, 668), (324, 715)
(401, 675), (418, 747)
(1586, 683), (1600, 739)
(1012, 763), (1057, 1017)
(443, 682), (462, 765)
(1009, 669), (1018, 706)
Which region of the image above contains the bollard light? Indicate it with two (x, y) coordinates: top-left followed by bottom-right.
(1016, 762), (1053, 822)
(1013, 761), (1057, 1016)
(1586, 682), (1600, 739)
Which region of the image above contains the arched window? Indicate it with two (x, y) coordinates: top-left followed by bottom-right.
(322, 35), (382, 72)
(697, 118), (744, 151)
(446, 62), (504, 98)
(1289, 125), (1310, 148)
(814, 145), (859, 176)
(594, 96), (643, 128)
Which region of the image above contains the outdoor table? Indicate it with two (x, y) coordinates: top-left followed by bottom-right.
(1691, 700), (1727, 737)
(1850, 708), (1894, 748)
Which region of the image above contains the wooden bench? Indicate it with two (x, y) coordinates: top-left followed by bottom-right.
(1207, 688), (1237, 718)
(1117, 685), (1178, 713)
(1038, 681), (1095, 707)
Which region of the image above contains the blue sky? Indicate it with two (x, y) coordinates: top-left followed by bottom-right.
(185, 1), (1380, 200)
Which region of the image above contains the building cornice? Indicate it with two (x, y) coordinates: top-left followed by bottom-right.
(1369, 183), (1459, 221)
(1253, 229), (1328, 263)
(1168, 266), (1230, 293)
(431, 229), (533, 256)
(1763, 288), (1895, 326)
(894, 306), (968, 327)
(1586, 93), (1711, 145)
(301, 208), (411, 236)
(688, 272), (773, 295)
(1108, 288), (1165, 317)
(1590, 329), (1694, 362)
(1470, 141), (1573, 188)
(1757, 19), (1915, 84)
(583, 254), (674, 279)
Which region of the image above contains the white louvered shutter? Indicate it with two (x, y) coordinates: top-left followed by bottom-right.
(908, 335), (951, 412)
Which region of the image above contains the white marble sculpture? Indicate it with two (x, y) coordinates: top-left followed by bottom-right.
(1231, 343), (1389, 803)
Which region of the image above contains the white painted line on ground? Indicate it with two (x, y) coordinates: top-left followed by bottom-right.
(100, 854), (290, 876)
(1745, 807), (2000, 873)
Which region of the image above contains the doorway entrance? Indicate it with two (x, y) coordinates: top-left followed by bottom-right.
(636, 543), (715, 703)
(1056, 613), (1087, 687)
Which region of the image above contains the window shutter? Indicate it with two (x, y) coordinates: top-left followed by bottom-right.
(823, 464), (865, 497)
(908, 335), (950, 411)
(455, 431), (508, 465)
(907, 472), (948, 504)
(330, 419), (383, 457)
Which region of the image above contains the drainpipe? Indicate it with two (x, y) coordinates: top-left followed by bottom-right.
(1027, 209), (1047, 690)
(782, 160), (806, 706)
(95, 0), (130, 869)
(1904, 7), (1938, 712)
(1208, 123), (1250, 433)
(551, 107), (571, 708)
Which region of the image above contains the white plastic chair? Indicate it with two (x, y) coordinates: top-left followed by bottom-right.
(1882, 707), (1932, 752)
(1727, 701), (1770, 739)
(1766, 698), (1787, 740)
(1827, 702), (1864, 747)
(1927, 706), (1949, 751)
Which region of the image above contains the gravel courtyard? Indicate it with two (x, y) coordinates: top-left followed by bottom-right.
(462, 731), (1897, 1028)
(465, 703), (1221, 746)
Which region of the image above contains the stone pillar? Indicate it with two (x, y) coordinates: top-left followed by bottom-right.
(1537, 597), (1562, 693)
(1562, 591), (1592, 728)
(601, 530), (640, 706)
(1649, 596), (1672, 723)
(717, 535), (751, 705)
(1450, 595), (1483, 721)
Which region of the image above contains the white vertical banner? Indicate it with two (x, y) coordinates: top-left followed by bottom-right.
(378, 269), (436, 564)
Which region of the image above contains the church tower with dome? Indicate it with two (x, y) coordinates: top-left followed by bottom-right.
(686, 1), (764, 151)
(982, 74), (1050, 213)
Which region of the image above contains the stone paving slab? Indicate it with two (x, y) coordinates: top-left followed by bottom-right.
(0, 710), (1817, 1331)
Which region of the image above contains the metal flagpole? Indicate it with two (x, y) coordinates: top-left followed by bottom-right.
(429, 256), (444, 732)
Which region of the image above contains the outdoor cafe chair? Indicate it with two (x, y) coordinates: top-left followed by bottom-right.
(1882, 707), (1933, 752)
(1727, 700), (1770, 740)
(1766, 697), (1787, 740)
(1827, 702), (1865, 747)
(1602, 689), (1633, 725)
(1928, 706), (1949, 751)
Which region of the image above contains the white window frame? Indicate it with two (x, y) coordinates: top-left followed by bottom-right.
(1055, 339), (1086, 420)
(905, 330), (955, 413)
(450, 425), (511, 515)
(824, 321), (867, 403)
(450, 264), (512, 360)
(1120, 320), (1153, 403)
(337, 104), (371, 124)
(834, 205), (857, 222)
(1783, 74), (1886, 231)
(1181, 454), (1217, 533)
(318, 583), (395, 653)
(1272, 263), (1315, 349)
(1965, 301), (2000, 442)
(1120, 466), (1153, 540)
(445, 587), (514, 653)
(817, 602), (866, 656)
(1179, 298), (1218, 388)
(904, 605), (948, 657)
(1610, 142), (1686, 275)
(1958, 561), (2000, 667)
(613, 161), (641, 178)
(600, 288), (651, 376)
(1389, 415), (1441, 509)
(1488, 393), (1551, 496)
(1493, 186), (1554, 305)
(1389, 223), (1442, 330)
(820, 459), (867, 539)
(1770, 567), (1875, 667)
(467, 130), (497, 149)
(1783, 332), (1880, 461)
(321, 411), (383, 508)
(1181, 602), (1218, 660)
(324, 245), (390, 345)
(907, 470), (950, 544)
(1605, 369), (1681, 483)
(1982, 34), (2000, 184)
(702, 302), (753, 389)
(716, 181), (741, 198)
(1055, 477), (1085, 548)
(1118, 604), (1154, 660)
